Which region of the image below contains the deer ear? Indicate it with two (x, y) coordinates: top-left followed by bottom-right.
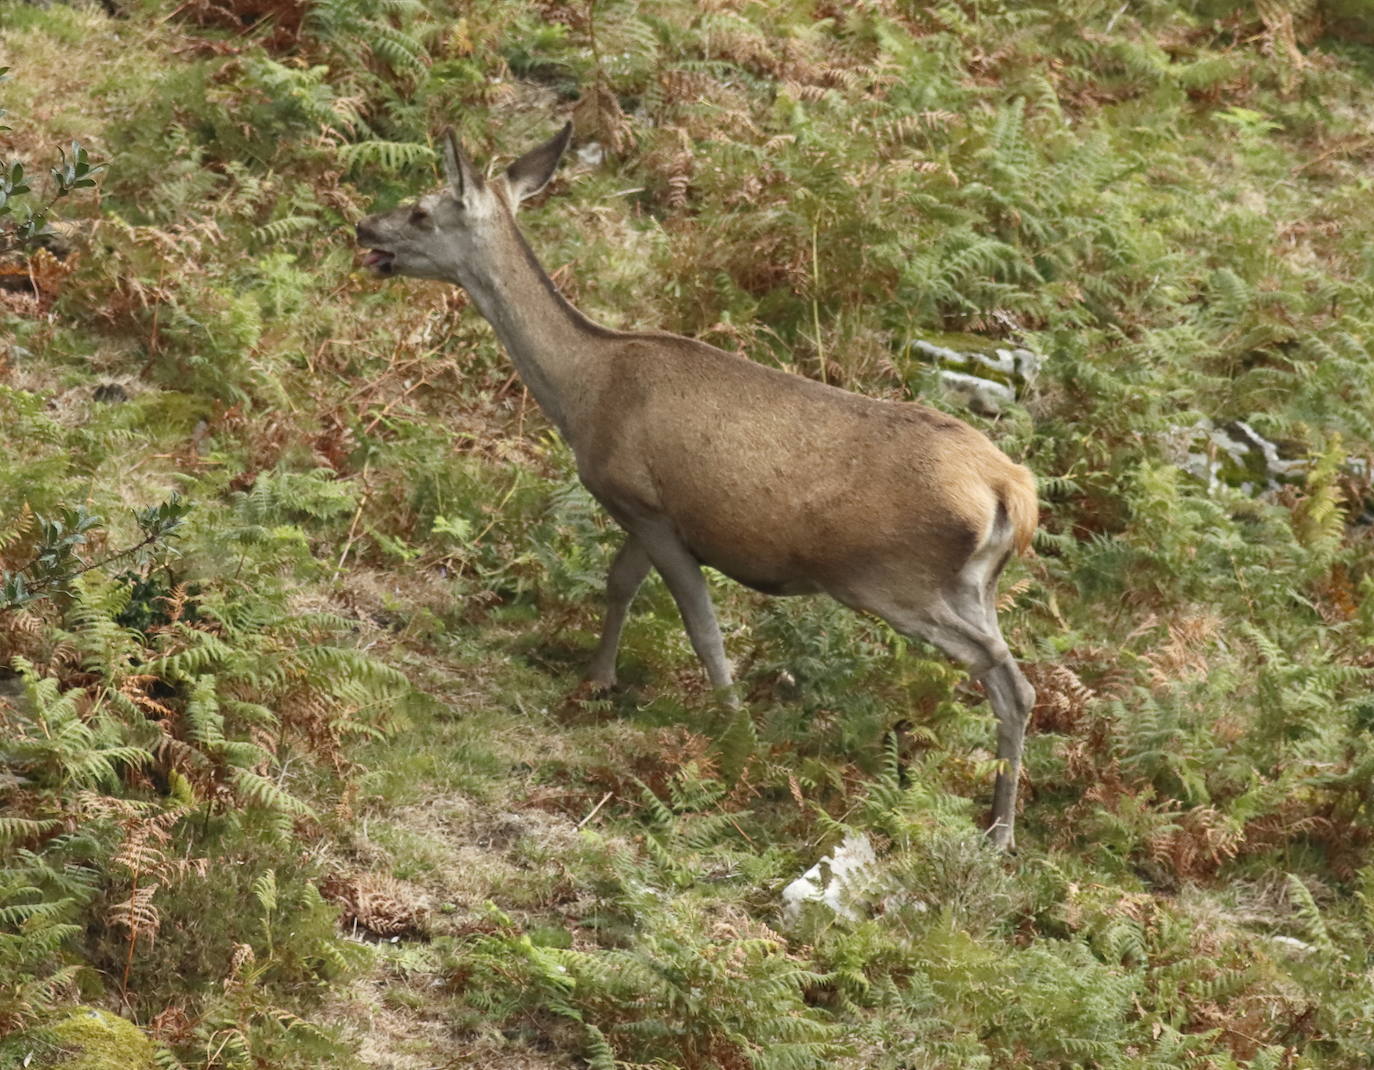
(506, 122), (573, 205)
(442, 128), (482, 201)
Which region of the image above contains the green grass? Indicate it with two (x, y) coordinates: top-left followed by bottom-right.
(2, 0), (1374, 1067)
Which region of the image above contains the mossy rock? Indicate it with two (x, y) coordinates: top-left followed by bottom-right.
(117, 389), (215, 438)
(36, 1007), (155, 1070)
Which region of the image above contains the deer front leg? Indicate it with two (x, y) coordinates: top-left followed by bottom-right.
(636, 526), (737, 702)
(587, 536), (652, 691)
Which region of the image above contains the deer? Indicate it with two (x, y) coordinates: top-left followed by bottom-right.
(355, 122), (1039, 849)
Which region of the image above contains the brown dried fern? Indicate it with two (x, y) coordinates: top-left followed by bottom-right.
(84, 796), (207, 1000)
(1146, 805), (1243, 880)
(321, 872), (429, 939)
(573, 82), (633, 157)
(1024, 662), (1096, 735)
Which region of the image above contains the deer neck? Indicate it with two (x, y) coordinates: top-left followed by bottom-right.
(450, 217), (609, 439)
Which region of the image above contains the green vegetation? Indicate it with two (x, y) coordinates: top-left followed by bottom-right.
(0, 63), (102, 256)
(35, 1007), (155, 1070)
(2, 0), (1374, 1066)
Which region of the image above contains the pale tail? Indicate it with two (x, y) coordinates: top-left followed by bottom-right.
(1003, 465), (1039, 557)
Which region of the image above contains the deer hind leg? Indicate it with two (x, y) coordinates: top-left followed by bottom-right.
(853, 580), (1033, 851)
(587, 535), (652, 690)
(942, 579), (1035, 851)
(980, 653), (1034, 850)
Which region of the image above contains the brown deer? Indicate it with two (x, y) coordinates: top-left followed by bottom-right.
(356, 123), (1039, 849)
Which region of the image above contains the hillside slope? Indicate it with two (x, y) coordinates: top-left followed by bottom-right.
(3, 1), (1374, 1067)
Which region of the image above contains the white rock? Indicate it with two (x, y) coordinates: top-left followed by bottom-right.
(908, 340), (963, 364)
(781, 832), (880, 922)
(936, 370), (1016, 415)
(1269, 934), (1317, 955)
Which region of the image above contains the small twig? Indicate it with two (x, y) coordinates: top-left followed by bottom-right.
(577, 791), (614, 829)
(148, 261), (166, 358)
(1286, 137), (1373, 178)
(118, 862), (142, 1003)
(157, 0), (196, 23)
(333, 464), (372, 579)
(724, 813), (757, 848)
(810, 219), (826, 385)
(470, 473), (523, 546)
(361, 364), (436, 435)
(344, 353), (427, 406)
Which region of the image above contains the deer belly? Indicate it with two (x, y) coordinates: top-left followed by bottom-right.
(713, 568), (821, 597)
(681, 528), (825, 597)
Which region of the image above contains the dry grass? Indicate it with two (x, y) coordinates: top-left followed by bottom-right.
(0, 6), (162, 163)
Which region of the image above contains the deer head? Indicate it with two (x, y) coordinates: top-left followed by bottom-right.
(355, 122), (573, 283)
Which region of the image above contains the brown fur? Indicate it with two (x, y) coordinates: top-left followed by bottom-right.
(1000, 463), (1040, 557)
(572, 334), (1032, 600)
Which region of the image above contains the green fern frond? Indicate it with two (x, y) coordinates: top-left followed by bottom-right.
(252, 215), (319, 245)
(364, 20), (429, 73)
(252, 868), (278, 914)
(1285, 873), (1336, 957)
(632, 778), (676, 828)
(716, 706), (758, 784)
(337, 140), (436, 173)
(231, 769), (316, 817)
(0, 816), (62, 845)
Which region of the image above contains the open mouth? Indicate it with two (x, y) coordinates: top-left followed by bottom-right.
(362, 249), (395, 275)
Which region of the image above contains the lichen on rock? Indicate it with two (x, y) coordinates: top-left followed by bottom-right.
(901, 337), (1043, 415)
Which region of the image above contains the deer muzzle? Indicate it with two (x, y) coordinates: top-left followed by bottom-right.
(355, 221), (396, 275)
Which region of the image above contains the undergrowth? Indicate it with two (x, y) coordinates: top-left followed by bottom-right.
(2, 0), (1374, 1066)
